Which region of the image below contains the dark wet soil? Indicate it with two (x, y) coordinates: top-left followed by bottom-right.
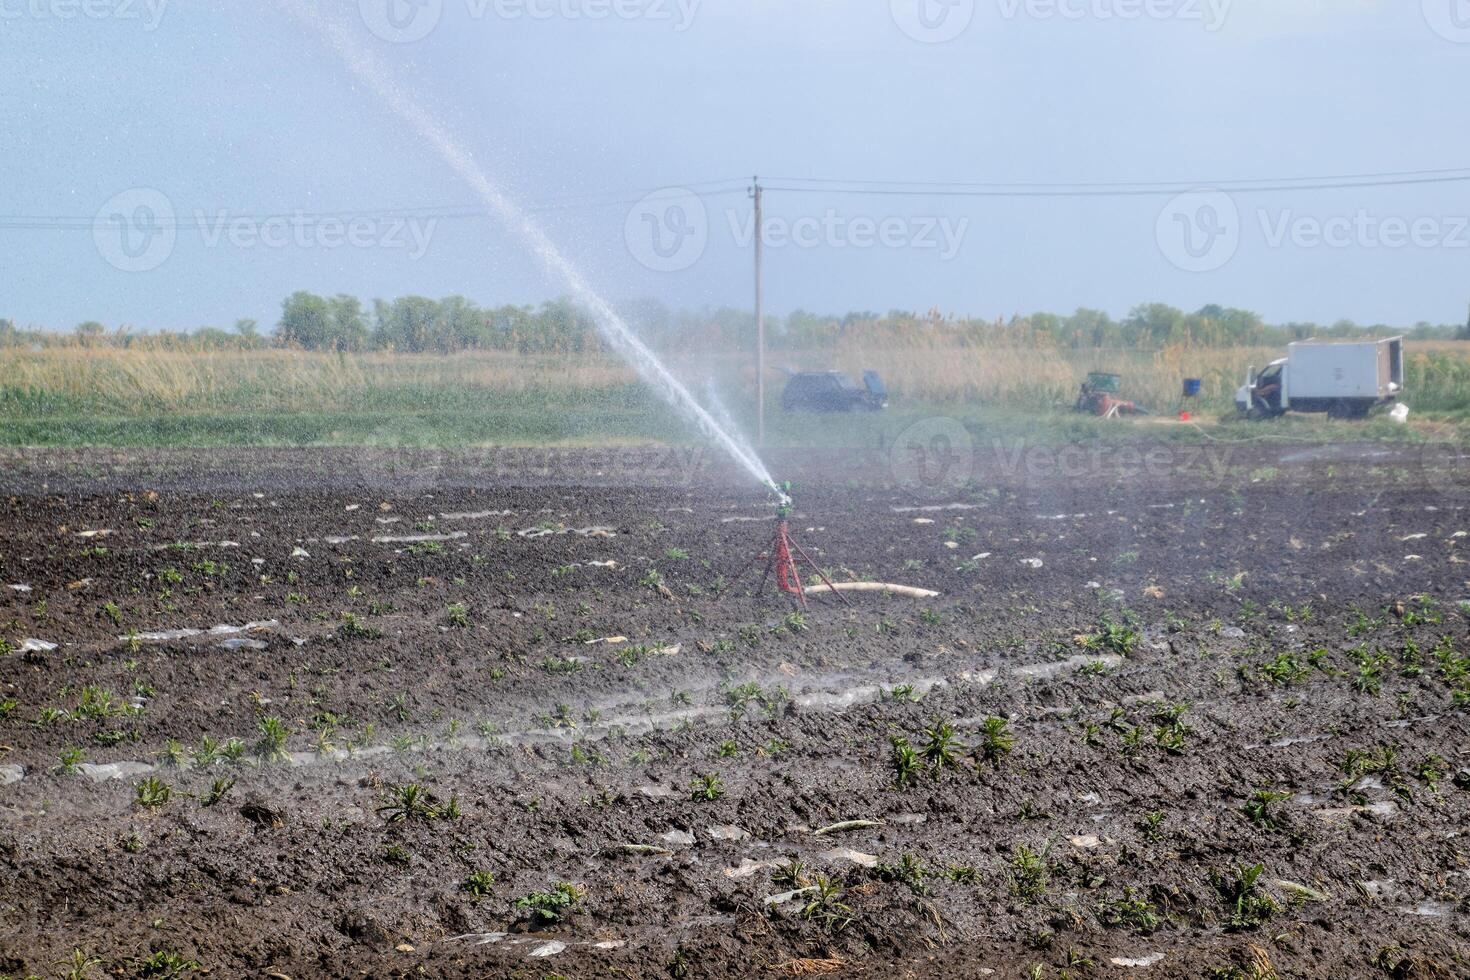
(1, 443), (1468, 979)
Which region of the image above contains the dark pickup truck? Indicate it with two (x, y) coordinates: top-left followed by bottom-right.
(781, 370), (888, 412)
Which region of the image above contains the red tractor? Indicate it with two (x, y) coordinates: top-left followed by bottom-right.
(1075, 372), (1148, 418)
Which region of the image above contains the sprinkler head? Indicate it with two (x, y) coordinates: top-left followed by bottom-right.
(774, 480), (794, 518)
(766, 478), (794, 509)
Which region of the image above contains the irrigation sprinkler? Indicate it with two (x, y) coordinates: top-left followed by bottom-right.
(729, 483), (851, 609)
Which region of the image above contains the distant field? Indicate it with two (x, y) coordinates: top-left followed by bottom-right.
(3, 342), (1468, 447)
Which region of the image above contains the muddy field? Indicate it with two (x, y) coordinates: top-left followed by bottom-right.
(1, 442), (1468, 979)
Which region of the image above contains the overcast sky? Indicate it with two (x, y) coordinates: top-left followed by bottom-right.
(2, 0), (1468, 333)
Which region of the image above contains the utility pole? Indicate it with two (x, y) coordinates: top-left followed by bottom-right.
(751, 175), (765, 446)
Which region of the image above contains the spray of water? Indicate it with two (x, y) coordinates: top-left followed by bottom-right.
(283, 2), (786, 504)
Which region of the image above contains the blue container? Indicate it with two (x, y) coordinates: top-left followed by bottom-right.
(1182, 378), (1203, 398)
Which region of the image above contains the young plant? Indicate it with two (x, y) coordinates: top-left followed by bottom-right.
(57, 949), (104, 980)
(56, 747), (85, 776)
(1097, 889), (1161, 933)
(130, 949), (200, 977)
(1241, 789), (1292, 830)
(200, 776), (235, 807)
(974, 716), (1016, 768)
(1009, 843), (1050, 902)
(890, 735), (922, 789)
(462, 870), (495, 900)
(1210, 863), (1277, 931)
(514, 882), (585, 925)
(376, 783), (454, 823)
(877, 853), (930, 896)
(689, 773), (725, 801)
(134, 776), (172, 809)
(255, 715), (291, 762)
(921, 718), (962, 777)
(771, 859), (809, 889)
(799, 875), (854, 934)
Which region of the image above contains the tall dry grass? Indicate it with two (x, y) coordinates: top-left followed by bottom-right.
(4, 339), (1467, 418)
(1, 347), (635, 414)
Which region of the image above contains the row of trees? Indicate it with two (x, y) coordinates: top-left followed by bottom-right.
(3, 296), (1467, 352)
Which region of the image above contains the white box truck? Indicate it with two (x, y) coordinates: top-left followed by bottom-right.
(1236, 337), (1404, 419)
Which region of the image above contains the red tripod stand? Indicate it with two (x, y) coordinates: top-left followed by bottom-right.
(731, 518), (850, 608)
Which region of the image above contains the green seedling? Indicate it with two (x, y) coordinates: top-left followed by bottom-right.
(877, 853), (929, 896)
(376, 783), (457, 823)
(514, 882), (585, 925)
(134, 776), (172, 809)
(1009, 843), (1049, 902)
(200, 777), (235, 807)
(56, 747), (85, 776)
(891, 736), (922, 789)
(689, 773), (725, 801)
(1098, 889), (1161, 933)
(799, 875), (854, 934)
(975, 716), (1016, 768)
(462, 870), (495, 900)
(771, 859), (809, 889)
(1241, 789), (1292, 830)
(1210, 863), (1277, 931)
(255, 715), (291, 762)
(921, 718), (962, 777)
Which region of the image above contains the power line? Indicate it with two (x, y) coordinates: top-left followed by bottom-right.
(763, 166), (1470, 190)
(763, 173), (1470, 198)
(0, 181), (752, 230)
(2, 166), (1467, 230)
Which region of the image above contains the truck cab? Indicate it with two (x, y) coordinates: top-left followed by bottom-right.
(1236, 359), (1288, 418)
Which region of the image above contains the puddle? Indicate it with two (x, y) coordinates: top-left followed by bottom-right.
(371, 531), (469, 544)
(17, 639), (57, 655)
(79, 761), (156, 783)
(443, 932), (621, 960)
(818, 848), (878, 868)
(147, 541), (240, 552)
(1111, 953), (1164, 968)
(892, 503), (980, 513)
(707, 825), (748, 841)
(517, 526), (616, 539)
(440, 509), (514, 521)
(724, 858), (777, 879)
(765, 886), (816, 907)
(1014, 655), (1122, 680)
(217, 638), (269, 652)
(1406, 901), (1456, 917)
(119, 620), (278, 645)
(1360, 879), (1408, 901)
(0, 652), (1180, 795)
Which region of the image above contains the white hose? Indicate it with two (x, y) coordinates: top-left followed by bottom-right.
(804, 582), (940, 599)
